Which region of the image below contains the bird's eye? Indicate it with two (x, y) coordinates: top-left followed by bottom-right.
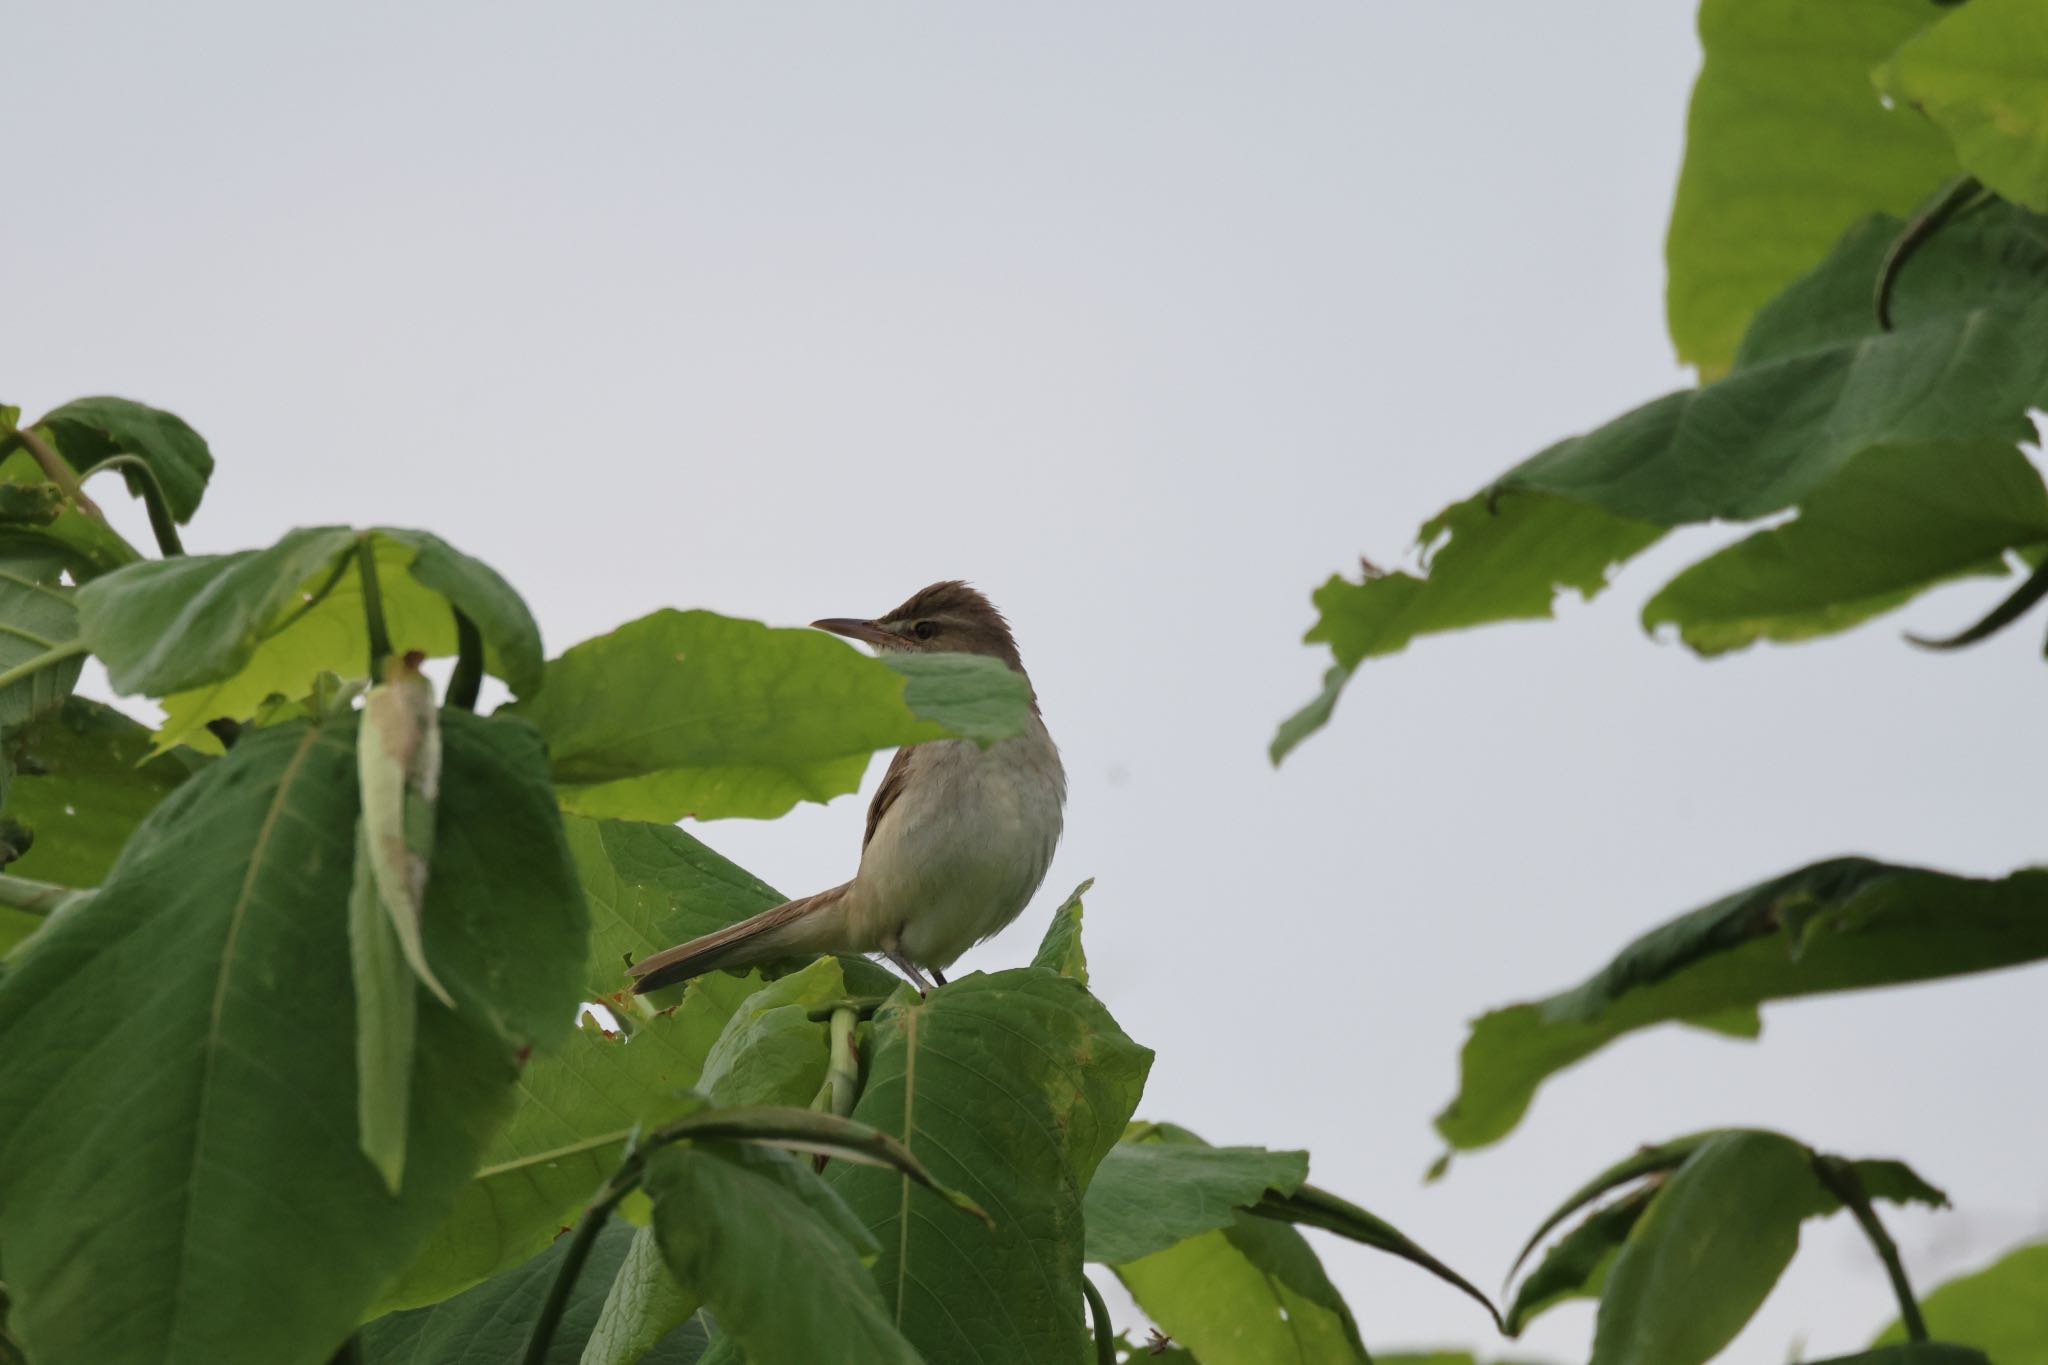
(913, 620), (937, 641)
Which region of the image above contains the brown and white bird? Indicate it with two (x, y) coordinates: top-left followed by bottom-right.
(628, 582), (1066, 995)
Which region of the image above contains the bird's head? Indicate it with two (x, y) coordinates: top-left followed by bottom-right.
(813, 580), (1023, 672)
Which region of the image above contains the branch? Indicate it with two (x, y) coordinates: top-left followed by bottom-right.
(1081, 1274), (1115, 1365)
(10, 427), (103, 520)
(446, 608), (483, 711)
(0, 872), (88, 917)
(1815, 1158), (1928, 1342)
(519, 1171), (637, 1365)
(355, 534), (392, 679)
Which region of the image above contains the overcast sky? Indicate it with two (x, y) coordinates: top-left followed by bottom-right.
(9, 3), (2044, 1360)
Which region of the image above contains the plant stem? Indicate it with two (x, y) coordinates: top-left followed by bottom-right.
(325, 1333), (363, 1365)
(447, 607), (483, 711)
(1875, 173), (1985, 330)
(519, 1170), (640, 1365)
(355, 534), (392, 679)
(0, 872), (84, 916)
(1816, 1159), (1928, 1342)
(80, 454), (182, 556)
(1080, 1274), (1115, 1365)
(11, 427), (103, 520)
(0, 639), (88, 694)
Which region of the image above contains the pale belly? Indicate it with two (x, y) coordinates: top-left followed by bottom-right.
(847, 722), (1066, 969)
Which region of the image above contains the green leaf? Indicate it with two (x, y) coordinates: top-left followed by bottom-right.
(1591, 1131), (1817, 1365)
(1255, 1182), (1499, 1329)
(1505, 1186), (1655, 1335)
(1644, 437), (2048, 654)
(516, 608), (1032, 822)
(0, 553), (83, 734)
(1277, 496), (1662, 756)
(1436, 857), (2048, 1151)
(0, 698), (208, 886)
(1666, 0), (1959, 371)
(14, 396), (215, 522)
(1873, 1239), (2048, 1362)
(1083, 1139), (1308, 1265)
(371, 994), (735, 1314)
(567, 815), (789, 1002)
(359, 1216), (710, 1365)
(583, 1224), (707, 1365)
(1811, 1348), (1991, 1365)
(76, 526), (543, 750)
(1031, 877), (1094, 983)
(0, 711), (586, 1365)
(646, 1141), (918, 1365)
(1116, 1213), (1369, 1365)
(1878, 0), (2048, 211)
(695, 955), (845, 1107)
(826, 969), (1154, 1365)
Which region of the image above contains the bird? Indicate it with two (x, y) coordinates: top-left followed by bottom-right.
(627, 581), (1066, 996)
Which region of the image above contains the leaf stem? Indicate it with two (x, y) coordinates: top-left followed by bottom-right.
(1081, 1274), (1115, 1365)
(1815, 1158), (1927, 1342)
(519, 1171), (639, 1365)
(1906, 555), (2048, 651)
(0, 639), (88, 694)
(1875, 173), (1986, 330)
(11, 427), (103, 520)
(447, 607), (483, 711)
(355, 534), (392, 679)
(0, 872), (84, 916)
(80, 454), (183, 556)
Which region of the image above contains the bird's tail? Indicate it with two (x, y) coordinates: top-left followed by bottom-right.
(627, 883), (854, 994)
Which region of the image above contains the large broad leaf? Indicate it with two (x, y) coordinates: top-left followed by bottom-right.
(1811, 1349), (1992, 1365)
(1590, 1131), (1816, 1365)
(1666, 0), (1958, 372)
(647, 1141), (918, 1365)
(1436, 857), (2048, 1151)
(1878, 0), (2048, 212)
(0, 553), (83, 735)
(77, 526), (544, 750)
(1643, 437), (2048, 654)
(1872, 1239), (2048, 1362)
(0, 711), (586, 1365)
(1083, 1139), (1309, 1265)
(1282, 204), (2048, 755)
(370, 989), (741, 1314)
(1117, 1212), (1370, 1365)
(359, 1216), (709, 1365)
(583, 1223), (707, 1365)
(1, 698), (208, 886)
(1272, 497), (1662, 762)
(569, 815), (783, 1002)
(826, 969), (1154, 1365)
(5, 396), (215, 522)
(516, 608), (1033, 822)
(1508, 1134), (1943, 1338)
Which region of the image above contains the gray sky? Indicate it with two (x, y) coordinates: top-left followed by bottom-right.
(10, 3), (2044, 1359)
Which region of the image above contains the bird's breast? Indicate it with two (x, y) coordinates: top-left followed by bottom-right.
(852, 719), (1066, 968)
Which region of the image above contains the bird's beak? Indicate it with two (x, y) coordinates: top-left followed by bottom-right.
(812, 617), (899, 647)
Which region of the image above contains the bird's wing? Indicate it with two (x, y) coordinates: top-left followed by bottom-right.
(864, 746), (916, 851)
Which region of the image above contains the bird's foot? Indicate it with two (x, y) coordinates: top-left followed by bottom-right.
(881, 947), (937, 997)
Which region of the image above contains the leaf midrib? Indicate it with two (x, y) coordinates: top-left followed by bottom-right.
(164, 725), (323, 1354)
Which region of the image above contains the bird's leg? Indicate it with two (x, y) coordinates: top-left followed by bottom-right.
(880, 938), (936, 996)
